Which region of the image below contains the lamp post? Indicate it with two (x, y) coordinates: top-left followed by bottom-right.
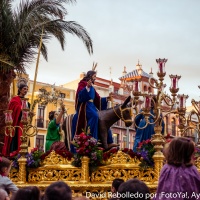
(4, 98), (38, 183)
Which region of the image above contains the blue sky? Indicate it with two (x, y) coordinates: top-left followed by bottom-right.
(13, 0), (200, 105)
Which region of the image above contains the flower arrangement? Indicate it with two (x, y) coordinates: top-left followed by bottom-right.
(122, 148), (141, 159)
(137, 139), (155, 169)
(12, 147), (44, 169)
(71, 131), (103, 168)
(136, 133), (173, 169)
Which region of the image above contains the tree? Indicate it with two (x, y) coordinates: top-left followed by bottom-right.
(0, 0), (93, 146)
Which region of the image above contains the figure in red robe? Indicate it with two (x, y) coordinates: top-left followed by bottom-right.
(2, 79), (29, 157)
(71, 70), (119, 153)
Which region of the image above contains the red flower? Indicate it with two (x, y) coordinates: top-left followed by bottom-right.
(123, 148), (129, 153)
(31, 147), (38, 153)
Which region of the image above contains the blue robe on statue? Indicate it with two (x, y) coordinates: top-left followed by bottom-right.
(133, 109), (165, 152)
(71, 79), (113, 153)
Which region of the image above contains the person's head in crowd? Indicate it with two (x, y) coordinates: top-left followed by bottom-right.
(165, 137), (195, 166)
(11, 186), (40, 200)
(117, 179), (150, 200)
(44, 181), (72, 200)
(73, 197), (89, 200)
(0, 157), (12, 177)
(0, 189), (9, 200)
(111, 178), (124, 193)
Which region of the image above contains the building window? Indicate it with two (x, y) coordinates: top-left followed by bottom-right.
(123, 135), (127, 148)
(35, 134), (45, 151)
(113, 133), (119, 144)
(37, 105), (45, 128)
(60, 93), (66, 98)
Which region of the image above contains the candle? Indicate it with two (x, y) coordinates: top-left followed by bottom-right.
(180, 96), (183, 108)
(144, 96), (151, 109)
(4, 110), (13, 124)
(173, 78), (176, 89)
(21, 99), (28, 109)
(21, 110), (29, 122)
(159, 63), (163, 73)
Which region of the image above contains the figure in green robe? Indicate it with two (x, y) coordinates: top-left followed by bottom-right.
(45, 103), (65, 152)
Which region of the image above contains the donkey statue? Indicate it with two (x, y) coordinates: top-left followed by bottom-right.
(62, 96), (133, 151)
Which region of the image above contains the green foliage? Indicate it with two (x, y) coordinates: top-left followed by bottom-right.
(0, 0), (93, 73)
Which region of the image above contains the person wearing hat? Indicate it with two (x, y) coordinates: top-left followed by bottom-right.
(71, 69), (119, 152)
(2, 78), (29, 157)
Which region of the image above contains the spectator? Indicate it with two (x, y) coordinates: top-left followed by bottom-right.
(0, 157), (18, 196)
(117, 178), (150, 200)
(154, 137), (200, 200)
(0, 188), (9, 200)
(11, 186), (40, 200)
(44, 181), (72, 200)
(73, 197), (89, 200)
(111, 178), (124, 194)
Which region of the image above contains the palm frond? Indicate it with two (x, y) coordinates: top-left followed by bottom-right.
(1, 0), (92, 74)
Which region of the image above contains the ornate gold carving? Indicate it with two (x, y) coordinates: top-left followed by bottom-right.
(10, 168), (19, 182)
(42, 150), (73, 165)
(11, 150), (158, 197)
(91, 168), (155, 183)
(28, 168), (82, 182)
(195, 157), (200, 172)
(18, 156), (27, 183)
(103, 150), (141, 165)
(10, 152), (158, 200)
(91, 151), (155, 183)
(80, 156), (90, 183)
(151, 126), (165, 181)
